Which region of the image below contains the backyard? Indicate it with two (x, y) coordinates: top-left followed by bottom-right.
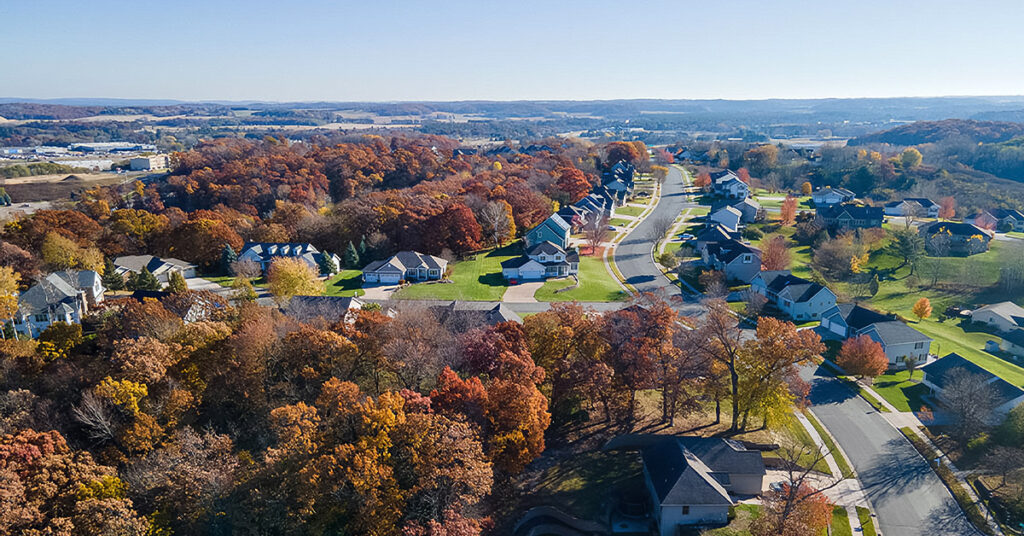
(391, 243), (520, 301)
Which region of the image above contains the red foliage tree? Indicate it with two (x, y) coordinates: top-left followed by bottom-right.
(737, 167), (751, 184)
(837, 335), (889, 378)
(938, 196), (956, 219)
(554, 166), (592, 204)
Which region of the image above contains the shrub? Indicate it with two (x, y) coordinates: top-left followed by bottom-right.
(742, 227), (764, 240)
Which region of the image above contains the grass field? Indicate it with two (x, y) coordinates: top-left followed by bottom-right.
(870, 369), (930, 412)
(857, 506), (877, 536)
(705, 504), (761, 535)
(392, 243), (520, 301)
(831, 506), (852, 536)
(615, 205), (647, 217)
(324, 270), (365, 297)
(535, 255), (627, 302)
(608, 217), (632, 227)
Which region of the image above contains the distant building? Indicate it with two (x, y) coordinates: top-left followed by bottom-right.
(114, 255), (197, 284)
(701, 239), (761, 283)
(883, 198), (939, 218)
(811, 187), (855, 207)
(237, 242), (340, 275)
(970, 301), (1024, 333)
(749, 270), (837, 321)
(69, 142), (156, 153)
(362, 251), (447, 284)
(918, 221), (992, 256)
(921, 353), (1024, 419)
(990, 208), (1024, 232)
(815, 204), (883, 230)
(964, 211), (998, 230)
(129, 154), (169, 171)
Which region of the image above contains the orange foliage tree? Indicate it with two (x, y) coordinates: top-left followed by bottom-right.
(760, 235), (791, 271)
(780, 195), (798, 225)
(913, 297), (932, 321)
(938, 196), (956, 219)
(837, 335), (889, 379)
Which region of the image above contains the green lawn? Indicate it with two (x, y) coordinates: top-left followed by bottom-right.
(831, 506), (852, 536)
(615, 205), (647, 217)
(608, 217), (632, 227)
(391, 243), (520, 301)
(704, 504), (761, 536)
(870, 370), (931, 412)
(324, 270), (365, 297)
(202, 274), (267, 288)
(535, 255), (627, 302)
(770, 411), (832, 476)
(857, 506), (878, 536)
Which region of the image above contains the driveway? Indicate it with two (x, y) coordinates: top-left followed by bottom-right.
(361, 283), (399, 300)
(502, 281), (543, 303)
(185, 277), (232, 295)
(799, 363), (981, 536)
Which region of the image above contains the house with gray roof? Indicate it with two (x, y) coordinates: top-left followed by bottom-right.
(999, 329), (1024, 358)
(816, 203), (884, 231)
(9, 270), (102, 337)
(749, 270), (836, 321)
(524, 214), (571, 249)
(990, 208), (1024, 232)
(642, 437), (765, 534)
(820, 303), (892, 339)
(430, 301), (522, 333)
(856, 321), (932, 367)
(921, 353), (1024, 418)
(711, 171), (749, 200)
(501, 241), (579, 282)
(918, 221), (993, 256)
(884, 198), (939, 218)
(114, 255), (197, 284)
(237, 242), (340, 275)
(708, 205), (742, 231)
(701, 239), (761, 283)
(970, 301), (1024, 334)
(694, 224), (741, 253)
(285, 295), (366, 323)
(362, 251), (448, 284)
(811, 187), (855, 207)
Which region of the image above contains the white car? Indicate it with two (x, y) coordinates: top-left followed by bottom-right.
(680, 233), (695, 241)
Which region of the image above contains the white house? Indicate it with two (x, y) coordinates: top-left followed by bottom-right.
(856, 321), (932, 367)
(501, 241), (580, 282)
(1000, 329), (1024, 357)
(921, 353), (1024, 419)
(749, 271), (837, 321)
(237, 243), (341, 275)
(701, 239), (761, 283)
(642, 437), (765, 535)
(114, 255), (197, 284)
(8, 271), (103, 338)
(708, 206), (742, 232)
(883, 198), (939, 218)
(811, 187), (855, 207)
(970, 301), (1024, 333)
(712, 171), (749, 200)
(362, 251), (448, 284)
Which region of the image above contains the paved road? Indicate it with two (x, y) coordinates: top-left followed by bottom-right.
(800, 364), (980, 536)
(615, 166), (698, 297)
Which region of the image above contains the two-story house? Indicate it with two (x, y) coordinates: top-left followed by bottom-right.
(238, 242), (341, 275)
(501, 241), (580, 282)
(524, 214), (571, 249)
(711, 171), (750, 200)
(856, 321), (932, 367)
(820, 303), (892, 338)
(9, 270), (103, 338)
(749, 270), (837, 321)
(701, 239), (761, 283)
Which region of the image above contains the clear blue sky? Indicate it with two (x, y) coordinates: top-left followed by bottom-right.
(3, 0), (1024, 102)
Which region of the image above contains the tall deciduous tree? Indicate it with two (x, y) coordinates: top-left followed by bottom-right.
(693, 300), (745, 430)
(478, 200), (516, 246)
(912, 297), (932, 321)
(760, 235), (791, 271)
(267, 257), (322, 304)
(780, 196), (798, 225)
(837, 335), (888, 379)
(0, 266), (19, 339)
(938, 196), (956, 219)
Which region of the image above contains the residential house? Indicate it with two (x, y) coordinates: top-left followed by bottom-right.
(711, 171), (749, 200)
(712, 198), (761, 224)
(642, 437), (765, 535)
(1000, 329), (1024, 358)
(694, 224), (741, 253)
(921, 353), (1024, 418)
(701, 239), (761, 283)
(856, 321), (932, 367)
(749, 271), (837, 321)
(237, 243), (341, 275)
(127, 289), (225, 324)
(501, 241), (579, 282)
(556, 205), (589, 230)
(285, 295), (366, 323)
(964, 211), (998, 230)
(602, 161), (636, 205)
(362, 251), (448, 284)
(708, 206), (742, 232)
(820, 303), (892, 339)
(990, 208), (1024, 232)
(811, 187), (855, 207)
(574, 192), (612, 217)
(430, 301), (522, 333)
(815, 204), (884, 230)
(970, 302), (1024, 333)
(883, 198), (940, 218)
(114, 255), (198, 284)
(524, 214), (571, 249)
(9, 271), (102, 337)
(918, 221), (992, 256)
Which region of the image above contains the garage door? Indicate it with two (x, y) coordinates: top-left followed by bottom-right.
(380, 273), (401, 284)
(520, 269), (545, 280)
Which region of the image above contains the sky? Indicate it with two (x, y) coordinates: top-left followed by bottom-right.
(3, 0), (1024, 102)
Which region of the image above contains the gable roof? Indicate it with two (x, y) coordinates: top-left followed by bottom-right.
(858, 321), (932, 345)
(115, 255), (196, 275)
(818, 204), (883, 221)
(823, 303), (891, 331)
(697, 224), (741, 244)
(240, 242), (320, 259)
(904, 197), (938, 208)
(641, 439), (733, 507)
(364, 251), (447, 273)
(973, 302), (1024, 327)
(286, 295), (365, 323)
(528, 214), (570, 238)
(527, 241), (567, 257)
(760, 271), (830, 303)
(921, 353), (1024, 407)
(813, 187), (854, 198)
(18, 274), (80, 315)
(919, 221), (993, 238)
(705, 239), (759, 264)
(676, 437), (767, 476)
(1002, 329), (1024, 348)
(991, 208), (1024, 221)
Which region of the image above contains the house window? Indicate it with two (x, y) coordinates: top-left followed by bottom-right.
(429, 269), (439, 276)
(539, 255), (546, 261)
(34, 313), (48, 322)
(743, 254), (752, 263)
(914, 342), (924, 349)
(682, 506), (690, 515)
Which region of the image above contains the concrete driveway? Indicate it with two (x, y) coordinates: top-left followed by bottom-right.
(502, 281), (543, 302)
(185, 277), (231, 295)
(799, 363), (981, 536)
(361, 283), (399, 300)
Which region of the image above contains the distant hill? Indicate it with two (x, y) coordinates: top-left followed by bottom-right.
(849, 119), (1024, 146)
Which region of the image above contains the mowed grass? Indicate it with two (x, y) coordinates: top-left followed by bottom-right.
(535, 255), (627, 302)
(857, 506), (878, 536)
(830, 506), (852, 536)
(615, 204), (647, 217)
(704, 504), (761, 535)
(324, 270), (365, 297)
(870, 369), (930, 412)
(608, 217), (632, 227)
(391, 243), (520, 301)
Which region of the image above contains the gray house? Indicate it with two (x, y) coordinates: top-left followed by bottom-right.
(524, 214), (571, 249)
(362, 251), (448, 284)
(643, 437), (765, 535)
(701, 239), (761, 283)
(921, 353), (1024, 418)
(9, 271), (103, 338)
(856, 321), (932, 367)
(970, 301), (1024, 333)
(820, 303), (891, 338)
(237, 243), (341, 275)
(501, 241), (579, 282)
(749, 271), (837, 321)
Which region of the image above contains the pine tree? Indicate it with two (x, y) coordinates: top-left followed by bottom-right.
(344, 241), (360, 269)
(167, 271), (188, 293)
(129, 267), (162, 291)
(220, 245), (238, 275)
(317, 253), (338, 275)
(358, 235), (367, 258)
(868, 274), (880, 296)
(101, 258), (125, 291)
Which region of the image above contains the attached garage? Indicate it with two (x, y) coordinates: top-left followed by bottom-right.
(377, 272), (401, 284)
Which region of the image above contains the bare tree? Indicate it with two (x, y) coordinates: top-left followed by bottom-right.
(477, 201), (514, 246)
(73, 392), (117, 443)
(904, 355), (920, 380)
(230, 258), (261, 279)
(754, 440), (853, 536)
(584, 214), (611, 254)
(904, 202), (924, 228)
(943, 368), (1000, 445)
(647, 215), (675, 245)
(743, 289), (768, 318)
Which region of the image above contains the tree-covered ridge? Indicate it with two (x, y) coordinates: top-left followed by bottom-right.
(849, 119), (1024, 146)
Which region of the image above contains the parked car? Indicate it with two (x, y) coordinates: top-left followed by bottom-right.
(680, 233), (695, 240)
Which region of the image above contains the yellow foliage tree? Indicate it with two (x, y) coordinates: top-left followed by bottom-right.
(0, 266), (19, 338)
(40, 232), (104, 273)
(801, 181), (812, 195)
(901, 147), (923, 169)
(267, 257), (323, 304)
(95, 376), (148, 415)
(912, 297), (932, 321)
(492, 161), (502, 171)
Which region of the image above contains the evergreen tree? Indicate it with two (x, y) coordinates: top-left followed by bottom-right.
(358, 235), (368, 258)
(221, 245), (238, 275)
(344, 241), (360, 269)
(317, 253), (338, 275)
(167, 271), (188, 293)
(101, 258), (124, 291)
(129, 267), (162, 291)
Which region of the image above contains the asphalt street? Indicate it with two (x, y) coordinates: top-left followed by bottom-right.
(800, 364), (981, 536)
